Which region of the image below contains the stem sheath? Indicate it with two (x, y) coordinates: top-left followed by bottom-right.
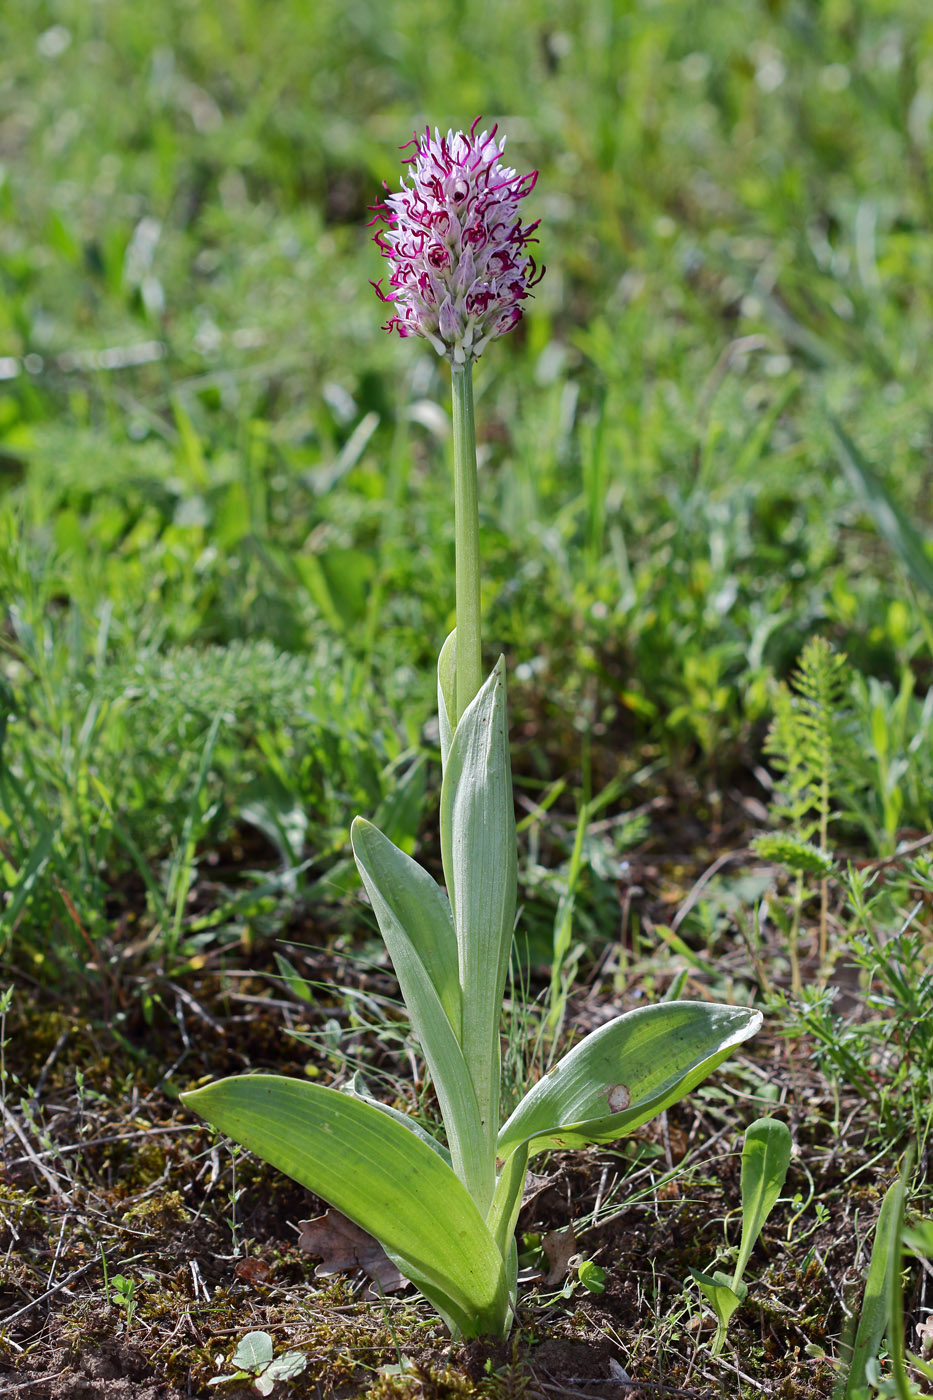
(451, 363), (482, 722)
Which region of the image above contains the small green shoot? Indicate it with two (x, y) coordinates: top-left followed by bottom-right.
(0, 984), (12, 1089)
(692, 1116), (792, 1354)
(100, 1247), (139, 1330)
(109, 1274), (137, 1328)
(208, 1331), (307, 1395)
(573, 1257), (607, 1295)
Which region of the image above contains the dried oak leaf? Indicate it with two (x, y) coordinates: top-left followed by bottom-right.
(520, 1168), (561, 1208)
(233, 1257), (272, 1285)
(297, 1210), (407, 1296)
(541, 1224), (578, 1286)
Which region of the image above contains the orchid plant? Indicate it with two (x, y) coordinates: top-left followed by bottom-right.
(182, 119), (762, 1340)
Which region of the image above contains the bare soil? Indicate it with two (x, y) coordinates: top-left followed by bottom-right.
(0, 903), (904, 1399)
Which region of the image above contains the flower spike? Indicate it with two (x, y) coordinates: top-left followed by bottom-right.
(371, 119), (544, 363)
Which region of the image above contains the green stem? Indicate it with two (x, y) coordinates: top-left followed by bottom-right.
(451, 362), (482, 723)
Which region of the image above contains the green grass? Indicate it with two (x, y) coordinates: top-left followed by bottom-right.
(4, 0), (929, 964)
(1, 0), (932, 1390)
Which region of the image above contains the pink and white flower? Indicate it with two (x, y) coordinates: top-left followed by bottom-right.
(370, 118), (544, 363)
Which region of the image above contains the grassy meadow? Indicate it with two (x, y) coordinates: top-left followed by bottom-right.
(1, 0), (932, 1395)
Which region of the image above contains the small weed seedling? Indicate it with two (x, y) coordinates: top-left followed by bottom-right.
(109, 1274), (137, 1328)
(183, 119), (761, 1340)
(208, 1331), (307, 1395)
(692, 1116), (791, 1355)
(100, 1247), (139, 1331)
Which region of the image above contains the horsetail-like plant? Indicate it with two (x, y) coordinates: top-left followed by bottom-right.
(182, 119), (762, 1340)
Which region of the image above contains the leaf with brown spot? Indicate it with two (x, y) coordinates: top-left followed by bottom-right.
(297, 1209), (407, 1294)
(606, 1084), (630, 1112)
(497, 1001), (763, 1160)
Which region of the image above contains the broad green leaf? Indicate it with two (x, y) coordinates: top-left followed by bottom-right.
(262, 1352), (308, 1386)
(733, 1117), (792, 1290)
(440, 657), (517, 1194)
(497, 1002), (762, 1159)
(577, 1259), (607, 1293)
(350, 818), (488, 1202)
(351, 816), (460, 1031)
(379, 1243), (511, 1341)
(182, 1075), (509, 1339)
(437, 629), (457, 772)
(843, 1176), (905, 1399)
(344, 1072), (451, 1165)
(486, 1143), (530, 1264)
(231, 1331), (274, 1372)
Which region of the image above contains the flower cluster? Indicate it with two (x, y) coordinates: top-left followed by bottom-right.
(370, 119), (544, 363)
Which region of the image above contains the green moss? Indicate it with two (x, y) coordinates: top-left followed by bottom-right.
(121, 1190), (188, 1229)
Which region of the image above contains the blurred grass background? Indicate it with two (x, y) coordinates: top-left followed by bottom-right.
(1, 0), (932, 978)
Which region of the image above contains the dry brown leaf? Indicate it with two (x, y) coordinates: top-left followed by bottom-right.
(520, 1168), (560, 1207)
(233, 1257), (272, 1285)
(297, 1210), (407, 1296)
(541, 1223), (578, 1286)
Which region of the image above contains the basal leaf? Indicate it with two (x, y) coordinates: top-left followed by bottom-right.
(264, 1352), (308, 1384)
(497, 1002), (762, 1159)
(182, 1075), (509, 1338)
(350, 817), (487, 1202)
(351, 816), (460, 1031)
(690, 1269), (744, 1355)
(733, 1117), (792, 1289)
(440, 657), (517, 1196)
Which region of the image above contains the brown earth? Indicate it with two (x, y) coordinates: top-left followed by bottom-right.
(0, 910), (898, 1399)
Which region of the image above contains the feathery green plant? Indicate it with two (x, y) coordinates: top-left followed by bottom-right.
(753, 636), (850, 988)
